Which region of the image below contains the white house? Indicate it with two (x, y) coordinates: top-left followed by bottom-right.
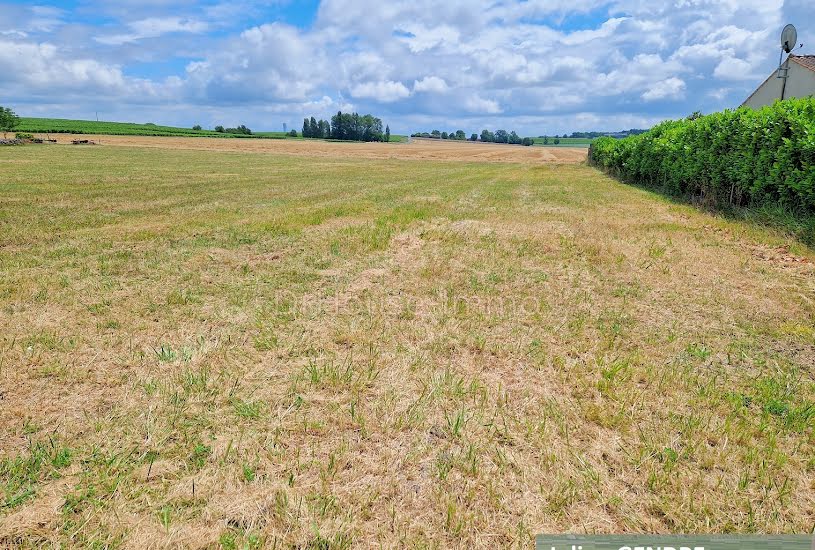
(741, 54), (815, 108)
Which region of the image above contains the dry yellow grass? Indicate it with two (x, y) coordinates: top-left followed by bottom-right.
(0, 141), (813, 548)
(30, 134), (588, 164)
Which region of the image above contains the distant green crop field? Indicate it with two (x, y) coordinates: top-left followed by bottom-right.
(16, 118), (284, 139)
(532, 137), (594, 147)
(253, 131), (292, 139)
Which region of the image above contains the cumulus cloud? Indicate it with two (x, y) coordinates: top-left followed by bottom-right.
(349, 80), (412, 102)
(642, 77), (687, 101)
(0, 0), (801, 134)
(413, 76), (449, 93)
(465, 96), (503, 114)
(713, 57), (757, 80)
(184, 22), (329, 103)
(0, 40), (124, 92)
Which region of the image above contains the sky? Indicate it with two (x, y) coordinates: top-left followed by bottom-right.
(0, 0), (811, 135)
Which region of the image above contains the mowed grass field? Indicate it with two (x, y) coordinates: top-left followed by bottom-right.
(0, 143), (813, 547)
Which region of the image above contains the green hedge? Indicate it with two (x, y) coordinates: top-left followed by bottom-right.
(589, 98), (815, 212)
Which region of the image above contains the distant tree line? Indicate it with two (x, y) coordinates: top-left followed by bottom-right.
(480, 129), (534, 146)
(411, 129), (468, 140)
(412, 128), (533, 146)
(565, 131), (604, 139)
(213, 124), (252, 135)
(301, 112), (390, 142)
(542, 129), (648, 139)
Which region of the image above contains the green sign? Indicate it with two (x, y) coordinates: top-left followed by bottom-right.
(536, 535), (814, 550)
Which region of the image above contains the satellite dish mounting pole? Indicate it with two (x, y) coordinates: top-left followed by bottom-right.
(777, 24), (798, 101)
(778, 49), (789, 101)
(781, 64), (788, 101)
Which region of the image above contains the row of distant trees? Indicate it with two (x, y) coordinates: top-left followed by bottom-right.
(411, 129), (534, 146)
(302, 112), (390, 142)
(189, 124), (252, 135)
(215, 124), (252, 135)
(554, 129), (647, 139)
(411, 130), (470, 141)
(480, 129), (534, 146)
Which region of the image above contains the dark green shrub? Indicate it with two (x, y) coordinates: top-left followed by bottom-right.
(589, 98), (815, 213)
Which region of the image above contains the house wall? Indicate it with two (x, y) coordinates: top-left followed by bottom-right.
(784, 61), (815, 100)
(742, 59), (815, 109)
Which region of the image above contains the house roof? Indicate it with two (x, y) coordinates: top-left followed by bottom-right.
(790, 54), (815, 72)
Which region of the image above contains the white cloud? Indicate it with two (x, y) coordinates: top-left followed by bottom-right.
(465, 96), (503, 114)
(413, 76), (449, 93)
(131, 17), (209, 35)
(642, 77), (686, 101)
(349, 80), (412, 102)
(0, 30), (29, 38)
(713, 57), (756, 81)
(184, 22), (329, 102)
(95, 17), (209, 45)
(0, 40), (126, 91)
(708, 87), (730, 100)
(561, 17), (627, 45)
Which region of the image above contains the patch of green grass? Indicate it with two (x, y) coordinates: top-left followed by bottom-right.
(232, 399), (264, 420)
(219, 529), (265, 549)
(154, 344), (177, 362)
(1, 441), (72, 509)
(188, 443), (212, 471)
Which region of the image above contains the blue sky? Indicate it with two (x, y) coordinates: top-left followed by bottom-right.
(0, 0), (811, 135)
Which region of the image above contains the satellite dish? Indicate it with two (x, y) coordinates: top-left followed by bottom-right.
(781, 24), (797, 54)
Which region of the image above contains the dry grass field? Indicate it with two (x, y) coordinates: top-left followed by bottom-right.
(0, 140), (813, 548)
(30, 134), (588, 164)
